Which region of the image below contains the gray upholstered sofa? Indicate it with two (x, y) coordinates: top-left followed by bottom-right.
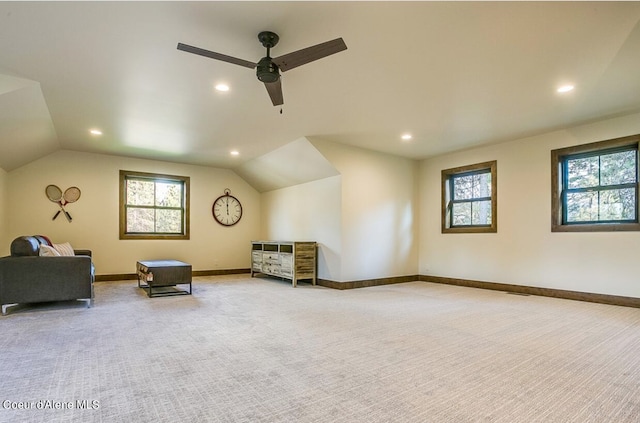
(0, 235), (95, 315)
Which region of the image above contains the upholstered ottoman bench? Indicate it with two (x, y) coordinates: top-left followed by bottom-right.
(136, 260), (192, 298)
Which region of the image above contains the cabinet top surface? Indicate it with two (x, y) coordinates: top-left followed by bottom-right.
(251, 241), (316, 244)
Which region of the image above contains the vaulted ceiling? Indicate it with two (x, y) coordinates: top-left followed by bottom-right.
(1, 2), (640, 172)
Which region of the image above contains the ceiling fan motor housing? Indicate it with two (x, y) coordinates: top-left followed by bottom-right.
(256, 57), (280, 83)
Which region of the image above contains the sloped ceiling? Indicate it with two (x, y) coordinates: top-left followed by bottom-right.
(235, 137), (339, 192)
(1, 2), (640, 174)
(0, 73), (58, 170)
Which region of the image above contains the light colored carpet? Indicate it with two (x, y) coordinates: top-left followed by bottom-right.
(1, 276), (639, 422)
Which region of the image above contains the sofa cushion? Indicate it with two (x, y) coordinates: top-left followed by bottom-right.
(10, 236), (40, 256)
(39, 244), (61, 256)
(53, 242), (75, 257)
(34, 235), (53, 246)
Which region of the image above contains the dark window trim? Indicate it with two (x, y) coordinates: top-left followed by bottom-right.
(119, 170), (191, 240)
(551, 134), (640, 232)
(441, 160), (497, 234)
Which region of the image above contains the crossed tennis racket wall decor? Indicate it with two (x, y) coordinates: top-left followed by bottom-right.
(45, 185), (81, 222)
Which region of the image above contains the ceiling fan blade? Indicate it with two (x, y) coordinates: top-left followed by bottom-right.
(177, 43), (257, 69)
(264, 80), (284, 106)
(272, 38), (347, 72)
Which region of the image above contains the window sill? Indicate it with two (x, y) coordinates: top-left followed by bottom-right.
(120, 234), (190, 240)
(442, 226), (497, 234)
(551, 222), (640, 232)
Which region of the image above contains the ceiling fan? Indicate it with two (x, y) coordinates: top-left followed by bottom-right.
(177, 31), (347, 107)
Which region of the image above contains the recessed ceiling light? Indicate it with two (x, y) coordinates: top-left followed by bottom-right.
(215, 84), (230, 92)
(230, 150), (239, 156)
(557, 85), (575, 93)
(401, 133), (412, 141)
(89, 129), (102, 136)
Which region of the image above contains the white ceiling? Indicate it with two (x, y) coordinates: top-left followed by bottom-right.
(1, 2), (640, 172)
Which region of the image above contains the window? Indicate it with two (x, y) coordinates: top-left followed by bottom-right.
(551, 135), (640, 232)
(119, 170), (190, 240)
(441, 160), (497, 233)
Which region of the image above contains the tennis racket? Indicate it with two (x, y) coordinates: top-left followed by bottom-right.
(60, 187), (81, 221)
(45, 184), (70, 222)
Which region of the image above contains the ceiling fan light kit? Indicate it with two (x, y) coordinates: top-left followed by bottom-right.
(177, 30), (346, 107)
(256, 58), (279, 83)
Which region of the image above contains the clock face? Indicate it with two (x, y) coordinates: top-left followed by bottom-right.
(212, 194), (242, 226)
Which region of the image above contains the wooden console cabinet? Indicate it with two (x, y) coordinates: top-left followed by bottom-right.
(251, 241), (317, 287)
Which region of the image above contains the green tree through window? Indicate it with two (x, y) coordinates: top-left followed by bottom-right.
(551, 134), (640, 232)
(442, 161), (497, 234)
(451, 170), (492, 226)
(564, 149), (637, 223)
(119, 170), (190, 239)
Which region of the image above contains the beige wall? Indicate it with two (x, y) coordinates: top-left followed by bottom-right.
(6, 150), (261, 275)
(7, 111), (640, 297)
(420, 112), (640, 298)
(312, 140), (420, 282)
(0, 167), (7, 256)
(261, 176), (342, 281)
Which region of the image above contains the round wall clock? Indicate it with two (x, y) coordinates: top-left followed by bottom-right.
(212, 189), (243, 226)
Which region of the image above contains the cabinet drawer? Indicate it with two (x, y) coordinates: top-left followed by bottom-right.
(262, 263), (281, 275)
(263, 253), (279, 261)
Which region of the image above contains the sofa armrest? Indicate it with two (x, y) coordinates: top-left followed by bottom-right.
(0, 256), (94, 305)
(74, 249), (92, 257)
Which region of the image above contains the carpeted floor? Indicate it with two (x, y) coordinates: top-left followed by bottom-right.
(1, 275), (640, 422)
